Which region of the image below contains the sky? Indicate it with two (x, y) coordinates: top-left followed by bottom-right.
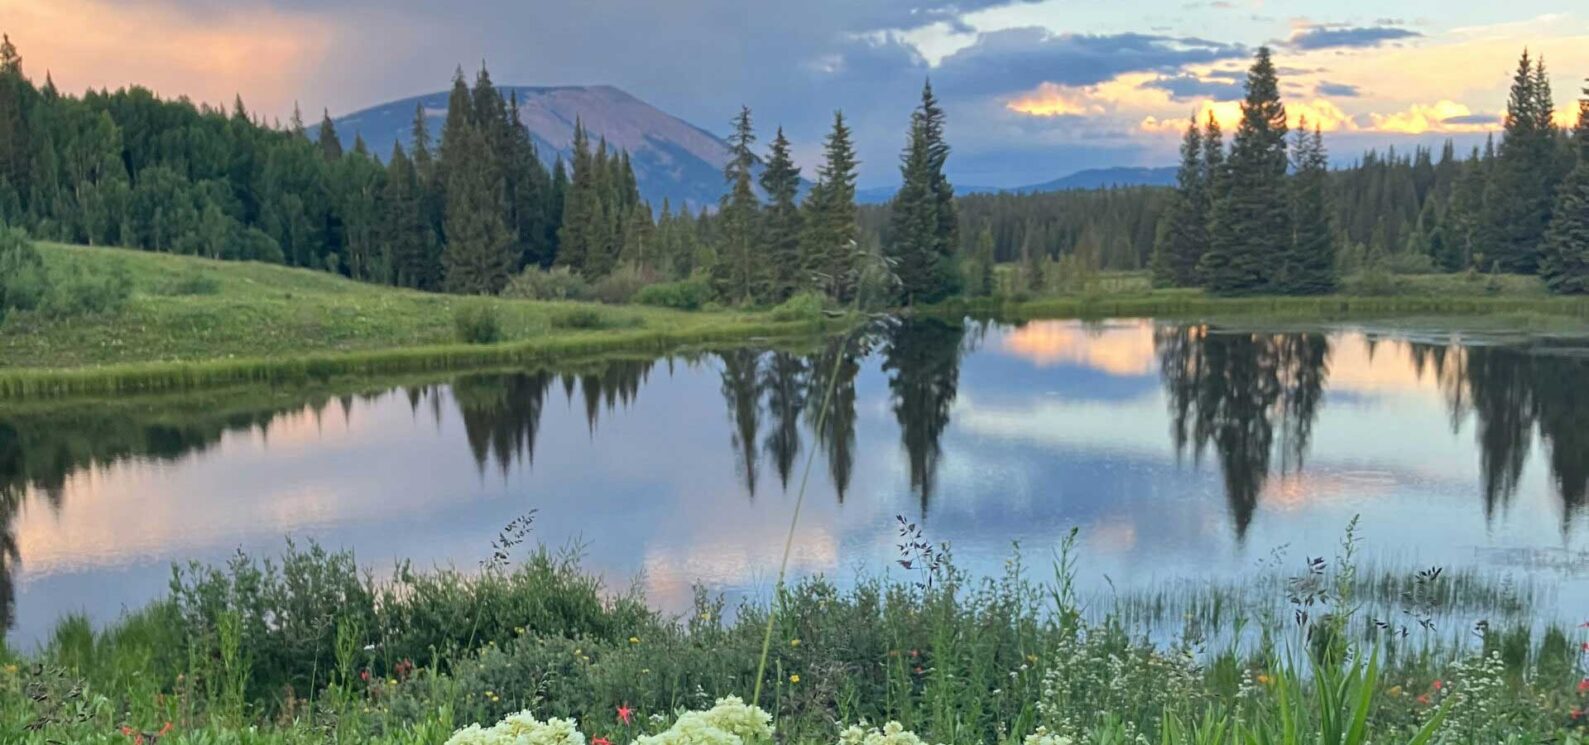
(1, 0), (1587, 187)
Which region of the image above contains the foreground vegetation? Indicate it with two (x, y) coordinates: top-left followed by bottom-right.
(1, 521), (1586, 744)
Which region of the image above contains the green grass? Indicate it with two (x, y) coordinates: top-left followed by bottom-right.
(2, 524), (1586, 744)
(0, 244), (841, 398)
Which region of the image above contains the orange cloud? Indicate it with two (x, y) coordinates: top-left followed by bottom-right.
(1368, 100), (1494, 134)
(0, 0), (333, 116)
(1006, 82), (1105, 117)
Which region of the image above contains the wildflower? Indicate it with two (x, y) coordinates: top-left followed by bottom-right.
(790, 638), (800, 647)
(1256, 674), (1272, 686)
(360, 670), (371, 682)
(1582, 641), (1589, 653)
(909, 649), (919, 658)
(1431, 679), (1443, 691)
(515, 626), (526, 636)
(1579, 678), (1589, 694)
(789, 674), (800, 684)
(617, 704), (635, 726)
(486, 690), (495, 697)
(1574, 707), (1585, 721)
(1387, 685), (1402, 698)
(389, 678), (398, 686)
(594, 738), (612, 745)
(630, 636), (640, 645)
(1025, 654), (1038, 664)
(1417, 694), (1431, 705)
(159, 723), (173, 736)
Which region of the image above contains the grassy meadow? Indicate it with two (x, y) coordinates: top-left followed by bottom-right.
(1, 525), (1586, 744)
(0, 244), (842, 398)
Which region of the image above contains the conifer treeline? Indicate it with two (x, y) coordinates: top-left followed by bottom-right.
(2, 31), (1585, 300)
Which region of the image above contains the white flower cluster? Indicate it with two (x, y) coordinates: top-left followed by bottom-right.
(633, 696), (775, 745)
(444, 711), (585, 745)
(1021, 726), (1075, 745)
(836, 721), (936, 745)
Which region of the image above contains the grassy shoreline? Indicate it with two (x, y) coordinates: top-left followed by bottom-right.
(8, 244), (1589, 400)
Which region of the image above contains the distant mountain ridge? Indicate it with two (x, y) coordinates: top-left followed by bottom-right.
(335, 85), (732, 209)
(856, 166), (1177, 204)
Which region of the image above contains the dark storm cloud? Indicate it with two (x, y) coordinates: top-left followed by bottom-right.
(1442, 113), (1501, 125)
(1284, 24), (1421, 51)
(1316, 81), (1362, 97)
(934, 28), (1247, 93)
(1140, 74), (1245, 101)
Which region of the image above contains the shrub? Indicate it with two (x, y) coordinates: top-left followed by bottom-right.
(160, 270), (222, 296)
(633, 276), (712, 310)
(769, 291), (826, 322)
(503, 267), (590, 301)
(550, 307), (607, 330)
(45, 262), (133, 317)
(1383, 251), (1435, 275)
(454, 302), (503, 344)
(590, 266), (648, 304)
(0, 225), (50, 319)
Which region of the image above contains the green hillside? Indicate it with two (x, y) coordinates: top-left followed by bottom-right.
(0, 244), (822, 381)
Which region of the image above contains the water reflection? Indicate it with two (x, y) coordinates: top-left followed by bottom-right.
(3, 320), (1589, 640)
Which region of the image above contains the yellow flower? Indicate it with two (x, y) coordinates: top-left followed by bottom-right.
(2, 664), (15, 675)
(629, 636), (641, 645)
(1388, 685), (1403, 698)
(515, 626), (526, 636)
(1025, 654), (1038, 664)
(1256, 674), (1272, 686)
(486, 690), (495, 697)
(789, 639), (801, 647)
(788, 674), (800, 685)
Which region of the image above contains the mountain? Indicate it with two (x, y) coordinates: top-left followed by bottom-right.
(855, 166), (1177, 204)
(334, 85), (731, 209)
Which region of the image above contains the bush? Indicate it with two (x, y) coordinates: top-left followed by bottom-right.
(502, 266), (590, 301)
(0, 227), (50, 321)
(159, 270), (222, 296)
(550, 307), (607, 330)
(1383, 251), (1435, 275)
(632, 276), (713, 310)
(769, 290), (826, 322)
(590, 266), (647, 304)
(453, 302), (503, 344)
(45, 262), (133, 317)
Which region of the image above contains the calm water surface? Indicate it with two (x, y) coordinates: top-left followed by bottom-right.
(4, 318), (1588, 646)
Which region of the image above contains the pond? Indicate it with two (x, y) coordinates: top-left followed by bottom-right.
(3, 317), (1588, 647)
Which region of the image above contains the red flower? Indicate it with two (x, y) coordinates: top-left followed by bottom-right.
(594, 738), (613, 745)
(1581, 641), (1589, 653)
(1573, 707), (1584, 721)
(1416, 694), (1431, 705)
(159, 722), (173, 736)
(360, 670), (371, 682)
(1578, 678), (1589, 694)
(1431, 679), (1443, 691)
(121, 726), (135, 736)
(909, 649), (920, 658)
(616, 704), (635, 726)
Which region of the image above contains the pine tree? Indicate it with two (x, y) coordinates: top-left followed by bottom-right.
(504, 92), (550, 271)
(1203, 47), (1290, 295)
(801, 112), (861, 301)
(441, 122), (513, 293)
(1541, 82), (1589, 293)
(1284, 122), (1335, 294)
(1484, 50), (1560, 273)
(886, 81), (959, 304)
(0, 34), (32, 206)
(714, 106), (763, 304)
(1150, 119), (1206, 287)
(760, 126), (803, 301)
(547, 157), (567, 265)
(382, 142), (436, 289)
(557, 122), (597, 275)
(289, 102), (306, 139)
(318, 110), (342, 161)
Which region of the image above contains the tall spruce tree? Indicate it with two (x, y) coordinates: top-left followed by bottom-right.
(1484, 50), (1560, 273)
(317, 110), (342, 161)
(382, 142), (435, 289)
(441, 122), (513, 293)
(714, 106), (763, 304)
(1150, 119), (1207, 287)
(760, 126), (803, 301)
(801, 112), (861, 301)
(0, 35), (32, 207)
(557, 122), (597, 275)
(1203, 47), (1290, 295)
(1540, 82), (1589, 293)
(1284, 121), (1335, 294)
(886, 81), (959, 304)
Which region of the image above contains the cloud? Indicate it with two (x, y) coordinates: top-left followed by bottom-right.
(936, 28), (1247, 94)
(1368, 100), (1497, 133)
(1315, 81), (1362, 97)
(1284, 24), (1422, 51)
(1139, 74), (1245, 101)
(1441, 113), (1501, 125)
